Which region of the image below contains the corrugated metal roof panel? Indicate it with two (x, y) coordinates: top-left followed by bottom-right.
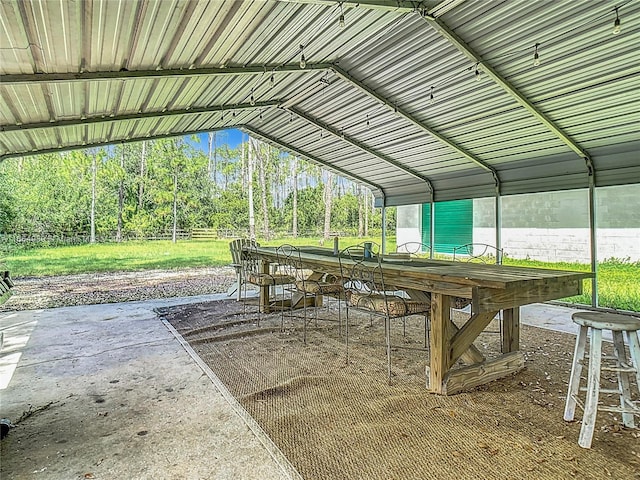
(1, 0), (638, 204)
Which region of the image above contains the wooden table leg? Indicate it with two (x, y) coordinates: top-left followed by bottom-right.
(501, 307), (520, 353)
(429, 293), (451, 394)
(260, 259), (271, 313)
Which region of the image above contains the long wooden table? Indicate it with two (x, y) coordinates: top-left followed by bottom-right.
(252, 246), (593, 395)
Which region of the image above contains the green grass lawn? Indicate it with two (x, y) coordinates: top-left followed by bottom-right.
(3, 238), (637, 311)
(2, 236), (390, 277)
(504, 257), (640, 312)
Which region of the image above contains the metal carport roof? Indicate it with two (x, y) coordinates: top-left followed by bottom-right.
(1, 0), (639, 207)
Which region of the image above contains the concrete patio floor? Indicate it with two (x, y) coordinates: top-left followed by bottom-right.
(0, 294), (299, 480)
(0, 296), (591, 479)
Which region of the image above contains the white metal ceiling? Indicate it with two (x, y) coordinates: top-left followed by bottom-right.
(1, 0), (638, 206)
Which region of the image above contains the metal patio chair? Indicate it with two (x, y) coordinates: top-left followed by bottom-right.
(240, 242), (295, 326)
(339, 242), (430, 383)
(395, 241), (433, 258)
(276, 244), (343, 343)
(452, 243), (505, 339)
(453, 243), (504, 265)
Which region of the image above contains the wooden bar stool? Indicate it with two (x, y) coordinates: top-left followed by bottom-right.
(563, 311), (640, 448)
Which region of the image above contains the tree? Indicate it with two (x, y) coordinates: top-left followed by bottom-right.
(138, 140), (146, 210)
(292, 156), (298, 237)
(116, 145), (125, 242)
(323, 171), (334, 240)
(90, 150), (98, 243)
(253, 138), (271, 239)
(0, 134), (384, 243)
(247, 138), (256, 239)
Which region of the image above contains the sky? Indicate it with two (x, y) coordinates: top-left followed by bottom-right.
(189, 128), (245, 151)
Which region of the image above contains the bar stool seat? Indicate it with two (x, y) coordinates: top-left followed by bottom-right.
(564, 311), (640, 448)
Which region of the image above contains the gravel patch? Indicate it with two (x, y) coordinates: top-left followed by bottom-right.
(0, 267), (237, 312)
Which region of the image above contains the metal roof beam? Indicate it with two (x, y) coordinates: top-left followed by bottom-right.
(1, 101), (280, 133)
(0, 127), (232, 161)
(275, 0), (425, 12)
(422, 14), (592, 161)
(281, 0), (466, 15)
(241, 125), (385, 197)
(286, 105), (434, 200)
(0, 63), (333, 84)
(331, 65), (500, 190)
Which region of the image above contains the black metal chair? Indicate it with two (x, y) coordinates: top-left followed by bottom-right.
(339, 242), (430, 383)
(276, 244), (343, 343)
(453, 243), (504, 265)
(452, 243), (505, 338)
(395, 241), (433, 258)
(240, 243), (295, 326)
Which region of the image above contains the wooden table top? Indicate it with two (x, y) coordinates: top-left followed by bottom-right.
(254, 245), (593, 291)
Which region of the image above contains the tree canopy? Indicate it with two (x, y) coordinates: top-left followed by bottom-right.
(0, 134), (392, 244)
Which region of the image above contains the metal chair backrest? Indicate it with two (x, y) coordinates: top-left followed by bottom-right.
(452, 243), (503, 265)
(395, 242), (432, 257)
(275, 244), (304, 282)
(339, 242), (387, 309)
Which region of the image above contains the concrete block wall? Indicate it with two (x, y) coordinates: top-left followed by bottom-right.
(396, 184), (640, 263)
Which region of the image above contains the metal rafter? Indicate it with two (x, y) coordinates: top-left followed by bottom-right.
(1, 101), (280, 133)
(421, 14), (592, 162)
(242, 125), (385, 197)
(286, 105), (434, 200)
(276, 0), (424, 12)
(0, 63), (333, 84)
(0, 127), (232, 161)
(331, 65), (500, 190)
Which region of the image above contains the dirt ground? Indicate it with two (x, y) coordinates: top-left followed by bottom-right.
(0, 267), (236, 312)
(159, 298), (640, 480)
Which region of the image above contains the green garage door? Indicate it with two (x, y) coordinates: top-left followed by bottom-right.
(421, 200), (473, 254)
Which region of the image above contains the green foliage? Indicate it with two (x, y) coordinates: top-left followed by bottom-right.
(283, 186), (324, 233)
(0, 137), (382, 244)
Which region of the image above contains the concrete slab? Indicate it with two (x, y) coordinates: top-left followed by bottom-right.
(1, 293), (626, 479)
(521, 302), (583, 336)
(0, 294), (299, 480)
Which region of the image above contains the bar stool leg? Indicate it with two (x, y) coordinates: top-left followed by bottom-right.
(612, 331), (635, 428)
(564, 325), (588, 421)
(579, 327), (603, 449)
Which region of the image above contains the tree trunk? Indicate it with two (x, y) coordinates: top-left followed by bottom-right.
(138, 141), (146, 210)
(213, 132), (218, 185)
(172, 165), (178, 243)
(90, 152), (97, 244)
(292, 156), (298, 237)
(247, 138), (256, 240)
(228, 144), (235, 192)
(207, 132), (213, 177)
(364, 190), (369, 237)
(358, 185), (364, 237)
(255, 140), (270, 240)
(116, 146), (124, 242)
(323, 170), (334, 240)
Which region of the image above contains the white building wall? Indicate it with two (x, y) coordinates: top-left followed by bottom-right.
(395, 205), (422, 248)
(396, 184), (640, 263)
